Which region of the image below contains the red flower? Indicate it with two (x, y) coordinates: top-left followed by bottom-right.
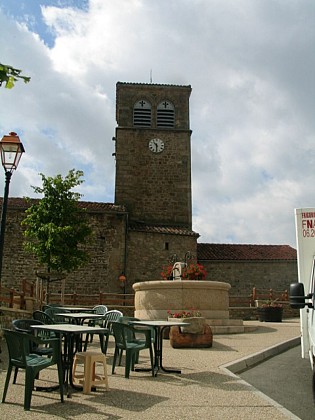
(161, 261), (207, 280)
(161, 265), (173, 280)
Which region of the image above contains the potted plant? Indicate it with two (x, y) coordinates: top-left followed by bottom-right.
(257, 300), (283, 322)
(167, 309), (213, 348)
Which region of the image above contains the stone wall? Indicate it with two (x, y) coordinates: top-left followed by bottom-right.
(1, 204), (126, 295)
(1, 201), (198, 296)
(229, 304), (300, 320)
(125, 230), (198, 293)
(115, 128), (192, 226)
(202, 260), (297, 295)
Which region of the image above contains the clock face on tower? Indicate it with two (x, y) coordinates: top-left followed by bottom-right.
(148, 138), (164, 153)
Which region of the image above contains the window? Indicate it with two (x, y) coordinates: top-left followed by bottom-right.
(133, 99), (152, 127)
(157, 100), (175, 128)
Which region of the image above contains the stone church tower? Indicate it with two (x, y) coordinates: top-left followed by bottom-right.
(114, 82), (192, 228)
(114, 82), (198, 285)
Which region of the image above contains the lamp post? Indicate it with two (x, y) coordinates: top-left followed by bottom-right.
(0, 132), (25, 288)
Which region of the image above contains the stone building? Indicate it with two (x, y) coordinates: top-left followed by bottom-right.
(198, 243), (297, 295)
(0, 82), (297, 297)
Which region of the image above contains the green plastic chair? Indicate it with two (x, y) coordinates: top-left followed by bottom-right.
(117, 316), (155, 365)
(44, 307), (70, 323)
(86, 304), (109, 340)
(33, 310), (55, 324)
(2, 329), (64, 411)
(12, 319), (54, 383)
(111, 322), (154, 378)
(84, 309), (123, 353)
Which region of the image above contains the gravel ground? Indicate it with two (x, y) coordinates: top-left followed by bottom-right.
(0, 319), (301, 419)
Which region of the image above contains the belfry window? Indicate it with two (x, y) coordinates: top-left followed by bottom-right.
(157, 100), (175, 128)
(133, 99), (152, 127)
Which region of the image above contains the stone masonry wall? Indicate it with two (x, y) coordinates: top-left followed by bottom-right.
(1, 206), (126, 296)
(202, 260), (298, 295)
(115, 128), (192, 226)
(125, 230), (198, 292)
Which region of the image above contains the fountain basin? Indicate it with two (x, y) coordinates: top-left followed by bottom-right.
(133, 280), (231, 319)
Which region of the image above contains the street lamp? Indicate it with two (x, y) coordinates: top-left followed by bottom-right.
(0, 132), (25, 287)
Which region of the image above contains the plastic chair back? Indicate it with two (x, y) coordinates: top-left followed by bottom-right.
(45, 307), (70, 323)
(103, 310), (123, 330)
(93, 305), (108, 315)
(33, 310), (55, 324)
(12, 319), (44, 333)
(12, 319), (54, 358)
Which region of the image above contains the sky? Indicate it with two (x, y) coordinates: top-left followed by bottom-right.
(0, 0), (314, 248)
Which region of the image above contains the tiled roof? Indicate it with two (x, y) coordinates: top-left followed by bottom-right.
(197, 243), (297, 261)
(1, 197), (126, 213)
(129, 222), (199, 237)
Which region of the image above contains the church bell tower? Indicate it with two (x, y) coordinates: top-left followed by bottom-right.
(114, 82), (192, 228)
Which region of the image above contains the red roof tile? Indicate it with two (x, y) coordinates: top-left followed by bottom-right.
(129, 222), (199, 237)
(0, 197), (126, 213)
(197, 243), (297, 261)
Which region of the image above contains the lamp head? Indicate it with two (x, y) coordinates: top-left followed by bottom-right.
(0, 132), (25, 173)
(118, 273), (126, 288)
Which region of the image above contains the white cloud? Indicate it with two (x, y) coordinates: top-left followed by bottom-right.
(0, 0), (314, 247)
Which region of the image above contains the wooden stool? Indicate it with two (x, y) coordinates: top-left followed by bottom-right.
(72, 351), (109, 394)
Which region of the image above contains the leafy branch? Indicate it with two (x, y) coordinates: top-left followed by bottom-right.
(0, 62), (31, 89)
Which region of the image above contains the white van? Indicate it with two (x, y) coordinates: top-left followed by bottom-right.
(290, 208), (315, 383)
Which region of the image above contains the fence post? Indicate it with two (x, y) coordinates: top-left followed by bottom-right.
(9, 288), (14, 308)
(252, 287), (257, 301)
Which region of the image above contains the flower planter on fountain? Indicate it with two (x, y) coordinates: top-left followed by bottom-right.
(167, 310), (213, 348)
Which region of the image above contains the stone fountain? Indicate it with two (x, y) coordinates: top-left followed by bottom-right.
(133, 259), (247, 334)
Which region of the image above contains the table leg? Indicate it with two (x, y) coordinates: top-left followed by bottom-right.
(135, 326), (181, 375)
(156, 326), (181, 374)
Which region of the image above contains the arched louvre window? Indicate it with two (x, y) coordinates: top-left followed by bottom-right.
(157, 100), (175, 128)
(133, 99), (152, 127)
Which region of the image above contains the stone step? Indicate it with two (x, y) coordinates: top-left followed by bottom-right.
(205, 319), (243, 326)
(210, 325), (246, 334)
(205, 318), (258, 334)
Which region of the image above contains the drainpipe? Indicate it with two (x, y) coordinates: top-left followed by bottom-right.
(122, 211), (128, 288)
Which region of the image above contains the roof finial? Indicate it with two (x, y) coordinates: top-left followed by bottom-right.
(150, 69), (152, 83)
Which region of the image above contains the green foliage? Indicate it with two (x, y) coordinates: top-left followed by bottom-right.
(0, 63), (31, 89)
(22, 169), (92, 274)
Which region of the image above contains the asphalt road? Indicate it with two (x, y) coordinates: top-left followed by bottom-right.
(240, 345), (315, 420)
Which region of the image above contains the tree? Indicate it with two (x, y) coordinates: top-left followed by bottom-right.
(0, 63), (31, 89)
(22, 169), (92, 278)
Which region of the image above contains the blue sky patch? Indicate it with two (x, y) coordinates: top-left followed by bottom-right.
(0, 0), (88, 47)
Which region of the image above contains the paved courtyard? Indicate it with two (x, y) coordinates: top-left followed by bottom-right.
(0, 319), (301, 419)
